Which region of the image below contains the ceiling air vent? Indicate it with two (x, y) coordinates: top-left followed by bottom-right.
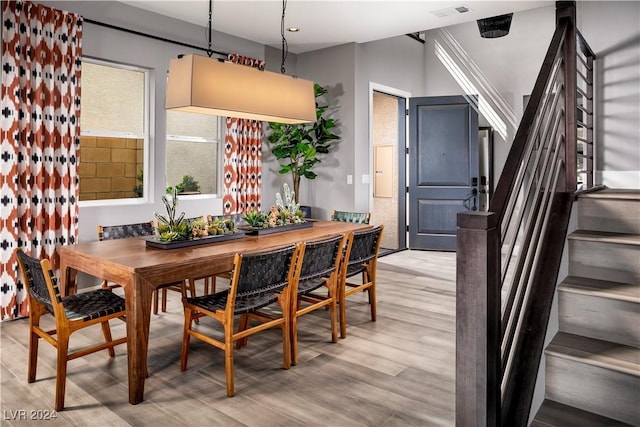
(430, 5), (472, 18)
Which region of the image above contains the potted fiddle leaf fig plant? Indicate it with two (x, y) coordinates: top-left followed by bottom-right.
(267, 83), (340, 205)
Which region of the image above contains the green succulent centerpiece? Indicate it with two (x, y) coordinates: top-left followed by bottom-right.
(242, 183), (305, 229)
(154, 189), (189, 242)
(154, 188), (236, 242)
(191, 217), (236, 237)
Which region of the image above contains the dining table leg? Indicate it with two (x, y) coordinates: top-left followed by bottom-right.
(126, 273), (155, 405)
(58, 261), (76, 297)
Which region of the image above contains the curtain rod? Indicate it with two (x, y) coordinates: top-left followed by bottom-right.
(83, 18), (229, 58)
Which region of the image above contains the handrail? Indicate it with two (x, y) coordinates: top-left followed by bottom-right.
(577, 29), (596, 58)
(489, 22), (568, 220)
(456, 2), (596, 426)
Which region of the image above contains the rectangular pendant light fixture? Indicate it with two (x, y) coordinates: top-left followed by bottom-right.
(165, 54), (316, 124)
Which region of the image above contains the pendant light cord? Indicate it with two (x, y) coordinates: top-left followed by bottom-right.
(280, 0), (288, 74)
(206, 0), (214, 57)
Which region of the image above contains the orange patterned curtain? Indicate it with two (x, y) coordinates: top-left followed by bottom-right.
(222, 54), (264, 215)
(1, 1), (82, 320)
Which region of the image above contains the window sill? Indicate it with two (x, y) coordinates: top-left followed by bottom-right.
(79, 194), (221, 208)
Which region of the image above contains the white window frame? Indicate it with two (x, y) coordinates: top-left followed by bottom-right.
(79, 57), (152, 207)
(165, 115), (223, 198)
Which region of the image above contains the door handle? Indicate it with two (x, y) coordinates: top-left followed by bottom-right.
(463, 190), (478, 211)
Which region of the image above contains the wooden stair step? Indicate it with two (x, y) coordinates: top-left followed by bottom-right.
(558, 277), (640, 348)
(579, 188), (640, 201)
(568, 230), (640, 246)
(532, 399), (633, 427)
(560, 276), (640, 304)
(546, 332), (640, 376)
(568, 230), (640, 285)
(544, 333), (640, 425)
(578, 189), (640, 234)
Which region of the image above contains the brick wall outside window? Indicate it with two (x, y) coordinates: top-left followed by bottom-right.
(79, 136), (144, 200)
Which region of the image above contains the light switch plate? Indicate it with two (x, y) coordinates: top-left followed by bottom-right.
(347, 175), (353, 185)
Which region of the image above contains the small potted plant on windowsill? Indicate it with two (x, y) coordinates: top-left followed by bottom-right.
(133, 169), (144, 198)
(167, 175), (200, 195)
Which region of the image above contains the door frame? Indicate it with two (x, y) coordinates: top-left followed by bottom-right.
(368, 82), (411, 250)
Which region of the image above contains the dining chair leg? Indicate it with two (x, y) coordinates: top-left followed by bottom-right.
(365, 273), (372, 303)
(369, 285), (377, 321)
(201, 276), (212, 295)
(339, 292), (348, 339)
(27, 312), (41, 383)
(153, 290), (159, 315)
(235, 314), (249, 349)
(282, 307), (291, 370)
(291, 313), (299, 366)
(55, 332), (70, 411)
(187, 279), (196, 298)
(181, 280), (200, 324)
(210, 276), (216, 294)
(329, 297), (338, 343)
(188, 278), (197, 297)
(161, 288), (168, 312)
(180, 308), (193, 371)
(100, 321), (116, 357)
(224, 323), (235, 397)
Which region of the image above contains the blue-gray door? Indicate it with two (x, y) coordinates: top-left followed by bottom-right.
(408, 96), (479, 250)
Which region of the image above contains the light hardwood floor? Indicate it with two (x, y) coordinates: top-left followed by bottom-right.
(0, 250), (456, 427)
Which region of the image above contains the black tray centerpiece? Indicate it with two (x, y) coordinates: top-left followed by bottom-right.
(147, 189), (244, 249)
(238, 183), (313, 235)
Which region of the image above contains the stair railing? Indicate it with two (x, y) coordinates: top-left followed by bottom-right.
(576, 29), (595, 189)
(455, 2), (596, 426)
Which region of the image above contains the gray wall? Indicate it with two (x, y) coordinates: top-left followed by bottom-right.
(354, 36), (426, 211)
(579, 1), (640, 188)
(263, 43), (358, 219)
(422, 5), (556, 186)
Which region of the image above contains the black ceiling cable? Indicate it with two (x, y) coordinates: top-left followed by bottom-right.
(280, 0), (288, 74)
(206, 0), (214, 57)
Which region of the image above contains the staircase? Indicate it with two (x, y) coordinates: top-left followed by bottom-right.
(533, 189), (640, 426)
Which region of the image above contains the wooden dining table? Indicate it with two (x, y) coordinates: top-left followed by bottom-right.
(59, 220), (370, 405)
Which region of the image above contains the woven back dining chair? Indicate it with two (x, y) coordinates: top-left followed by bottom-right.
(97, 221), (194, 314)
(180, 243), (303, 397)
(330, 210), (371, 224)
(290, 233), (348, 365)
(338, 225), (384, 338)
(97, 221), (155, 294)
(14, 248), (127, 411)
(97, 221), (155, 240)
(185, 213), (247, 296)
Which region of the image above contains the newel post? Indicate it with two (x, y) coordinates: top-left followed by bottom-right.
(456, 211), (501, 427)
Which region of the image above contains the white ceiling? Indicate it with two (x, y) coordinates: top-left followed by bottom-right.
(119, 0), (553, 53)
